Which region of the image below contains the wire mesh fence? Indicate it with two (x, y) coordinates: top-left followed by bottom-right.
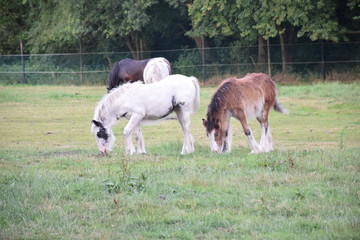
(0, 42), (359, 85)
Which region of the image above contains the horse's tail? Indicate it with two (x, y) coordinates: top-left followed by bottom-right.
(189, 76), (200, 113)
(274, 99), (289, 115)
(143, 57), (172, 84)
(108, 62), (120, 92)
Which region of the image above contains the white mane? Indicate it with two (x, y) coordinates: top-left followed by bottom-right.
(143, 57), (171, 83)
(93, 81), (143, 124)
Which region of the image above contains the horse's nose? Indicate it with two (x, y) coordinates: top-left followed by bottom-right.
(211, 147), (220, 153)
(101, 147), (108, 156)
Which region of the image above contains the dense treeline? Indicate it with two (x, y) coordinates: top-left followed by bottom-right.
(0, 0), (359, 76)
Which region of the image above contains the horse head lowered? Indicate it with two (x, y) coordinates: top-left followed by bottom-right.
(203, 73), (288, 154)
(92, 74), (200, 155)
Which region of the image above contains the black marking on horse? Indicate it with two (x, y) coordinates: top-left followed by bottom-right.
(222, 140), (227, 152)
(265, 122), (269, 134)
(97, 127), (108, 141)
(92, 120), (103, 128)
(256, 117), (269, 135)
(244, 129), (251, 136)
(92, 119), (108, 141)
(116, 112), (127, 120)
(160, 96), (185, 119)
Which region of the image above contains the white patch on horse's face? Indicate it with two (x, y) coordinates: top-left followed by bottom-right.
(92, 124), (116, 154)
(208, 130), (222, 153)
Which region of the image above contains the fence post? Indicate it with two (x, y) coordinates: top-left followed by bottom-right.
(20, 41), (27, 83)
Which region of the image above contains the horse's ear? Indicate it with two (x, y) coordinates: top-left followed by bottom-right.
(202, 118), (207, 127)
(92, 120), (103, 128)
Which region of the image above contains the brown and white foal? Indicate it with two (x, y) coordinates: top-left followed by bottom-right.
(202, 73), (288, 153)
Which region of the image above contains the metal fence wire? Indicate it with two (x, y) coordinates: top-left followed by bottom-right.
(0, 42), (359, 85)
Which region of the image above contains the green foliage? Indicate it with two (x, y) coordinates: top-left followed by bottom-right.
(0, 0), (28, 54)
(188, 0), (345, 42)
(173, 49), (202, 77)
(291, 0), (344, 41)
(25, 0), (85, 53)
(187, 0), (238, 38)
(103, 172), (147, 194)
(103, 155), (147, 194)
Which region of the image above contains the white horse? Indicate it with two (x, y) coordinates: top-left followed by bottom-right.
(91, 74), (200, 155)
(143, 57), (172, 84)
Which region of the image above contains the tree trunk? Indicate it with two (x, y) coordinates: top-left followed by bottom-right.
(279, 29), (287, 72)
(257, 36), (266, 72)
(125, 31), (144, 60)
(286, 24), (296, 66)
(79, 38), (83, 84)
(20, 40), (27, 83)
(193, 36), (206, 59)
(193, 36), (208, 80)
(320, 39), (326, 80)
(267, 38), (272, 77)
(125, 35), (137, 59)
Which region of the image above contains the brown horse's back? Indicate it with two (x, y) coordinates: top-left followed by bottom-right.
(108, 58), (150, 91)
(220, 73), (276, 111)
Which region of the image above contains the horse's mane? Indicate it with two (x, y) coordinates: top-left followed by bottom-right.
(94, 82), (142, 123)
(205, 78), (236, 132)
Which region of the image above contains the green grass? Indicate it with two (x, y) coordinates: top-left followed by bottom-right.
(0, 82), (359, 239)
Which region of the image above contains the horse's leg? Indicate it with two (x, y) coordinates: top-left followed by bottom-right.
(133, 124), (146, 154)
(123, 114), (143, 155)
(175, 110), (194, 154)
(257, 118), (272, 152)
(235, 110), (263, 153)
(257, 103), (273, 152)
(222, 111), (232, 153)
(265, 125), (273, 151)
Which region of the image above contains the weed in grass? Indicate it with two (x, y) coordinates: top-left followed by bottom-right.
(103, 154), (147, 194)
(256, 150), (297, 172)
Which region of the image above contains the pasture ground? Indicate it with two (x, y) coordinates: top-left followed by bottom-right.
(0, 82), (359, 239)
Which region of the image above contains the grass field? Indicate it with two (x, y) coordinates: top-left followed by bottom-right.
(0, 82), (359, 239)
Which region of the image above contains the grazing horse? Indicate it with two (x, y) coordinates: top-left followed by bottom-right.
(202, 73), (288, 153)
(107, 57), (172, 91)
(92, 74), (200, 155)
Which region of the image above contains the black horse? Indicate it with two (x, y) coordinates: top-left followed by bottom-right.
(107, 57), (172, 92)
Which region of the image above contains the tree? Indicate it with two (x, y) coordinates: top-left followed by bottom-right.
(187, 0), (273, 71)
(83, 0), (191, 59)
(187, 0), (346, 72)
(0, 0), (30, 54)
(24, 0), (89, 53)
(90, 0), (157, 59)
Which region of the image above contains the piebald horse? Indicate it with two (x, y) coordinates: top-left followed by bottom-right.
(107, 57), (172, 91)
(202, 73), (288, 153)
(92, 74), (200, 155)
